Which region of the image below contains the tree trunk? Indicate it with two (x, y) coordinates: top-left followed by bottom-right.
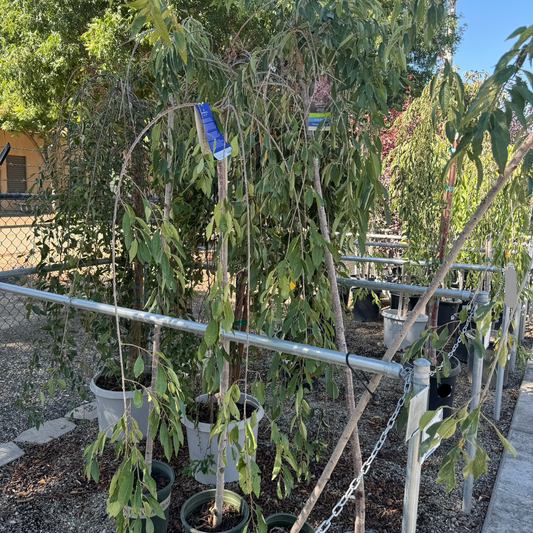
(312, 156), (365, 533)
(214, 157), (230, 529)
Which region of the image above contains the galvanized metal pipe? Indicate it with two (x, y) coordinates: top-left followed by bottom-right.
(493, 304), (509, 421)
(341, 255), (501, 273)
(362, 241), (408, 249)
(0, 259), (112, 280)
(463, 292), (490, 514)
(0, 282), (403, 379)
(337, 277), (474, 302)
(402, 358), (431, 533)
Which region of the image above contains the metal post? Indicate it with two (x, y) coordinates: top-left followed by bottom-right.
(493, 303), (509, 421)
(463, 291), (490, 514)
(518, 298), (527, 347)
(402, 358), (431, 533)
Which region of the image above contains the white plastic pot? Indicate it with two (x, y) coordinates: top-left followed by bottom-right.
(381, 309), (428, 350)
(181, 393), (264, 485)
(90, 373), (150, 438)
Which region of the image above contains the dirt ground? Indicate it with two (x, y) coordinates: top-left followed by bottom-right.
(0, 298), (528, 533)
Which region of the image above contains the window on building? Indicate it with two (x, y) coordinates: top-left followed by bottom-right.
(6, 155), (27, 193)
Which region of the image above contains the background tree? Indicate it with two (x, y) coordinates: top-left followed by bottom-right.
(0, 0), (134, 132)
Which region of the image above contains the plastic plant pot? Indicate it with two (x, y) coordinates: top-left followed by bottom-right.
(429, 356), (461, 418)
(181, 489), (249, 533)
(266, 513), (314, 533)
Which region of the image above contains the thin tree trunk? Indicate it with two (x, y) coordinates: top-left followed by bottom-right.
(214, 157), (230, 529)
(428, 136), (458, 362)
(310, 157), (365, 533)
(144, 324), (161, 476)
(145, 101), (174, 474)
(290, 130), (533, 532)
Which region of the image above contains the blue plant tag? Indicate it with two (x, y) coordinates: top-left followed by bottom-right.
(194, 103), (231, 160)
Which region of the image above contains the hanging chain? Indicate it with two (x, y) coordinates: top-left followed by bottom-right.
(429, 273), (505, 377)
(314, 372), (412, 533)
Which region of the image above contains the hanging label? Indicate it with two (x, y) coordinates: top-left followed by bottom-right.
(308, 74), (331, 132)
(194, 103), (232, 160)
(504, 264), (518, 308)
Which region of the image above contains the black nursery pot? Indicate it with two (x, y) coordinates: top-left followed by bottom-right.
(436, 300), (461, 335)
(429, 356), (461, 419)
(352, 290), (382, 322)
(390, 292), (419, 312)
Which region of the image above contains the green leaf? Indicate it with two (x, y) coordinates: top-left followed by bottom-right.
(159, 420), (172, 461)
(204, 319), (219, 347)
(146, 496), (166, 520)
(445, 121), (456, 144)
(463, 442), (489, 480)
(439, 81), (450, 115)
(133, 389), (143, 408)
(156, 368), (167, 396)
(436, 446), (461, 492)
(494, 426), (516, 457)
(134, 355), (145, 378)
(118, 467), (134, 507)
(146, 517), (154, 533)
(490, 126), (509, 171)
(419, 409), (441, 431)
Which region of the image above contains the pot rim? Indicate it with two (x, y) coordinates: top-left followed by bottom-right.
(90, 371), (149, 400)
(381, 309), (428, 322)
(180, 393), (264, 432)
(180, 489), (249, 533)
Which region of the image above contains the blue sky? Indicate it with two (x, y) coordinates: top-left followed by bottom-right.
(453, 1), (533, 75)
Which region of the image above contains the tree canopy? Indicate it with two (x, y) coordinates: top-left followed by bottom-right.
(0, 0), (133, 131)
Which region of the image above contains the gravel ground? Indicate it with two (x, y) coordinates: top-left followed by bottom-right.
(0, 288), (529, 533)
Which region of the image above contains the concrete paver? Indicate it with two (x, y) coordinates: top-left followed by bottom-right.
(0, 442), (24, 467)
(66, 401), (98, 420)
(14, 417), (76, 445)
(482, 360), (533, 533)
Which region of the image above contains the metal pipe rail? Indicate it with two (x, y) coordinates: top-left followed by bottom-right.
(337, 277), (474, 301)
(0, 282), (403, 380)
(341, 255), (502, 273)
(0, 259), (112, 280)
(362, 241), (408, 249)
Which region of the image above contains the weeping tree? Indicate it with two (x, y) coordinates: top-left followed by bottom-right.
(388, 69), (533, 322)
(76, 1), (454, 532)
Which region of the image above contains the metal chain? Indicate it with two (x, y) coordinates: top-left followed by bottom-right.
(314, 372), (413, 533)
(429, 274), (505, 377)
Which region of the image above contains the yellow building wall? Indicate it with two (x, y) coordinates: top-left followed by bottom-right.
(0, 130), (45, 194)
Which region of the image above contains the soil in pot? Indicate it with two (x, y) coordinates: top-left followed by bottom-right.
(187, 501), (243, 532)
(187, 401), (258, 424)
(181, 489), (249, 533)
(95, 371), (152, 391)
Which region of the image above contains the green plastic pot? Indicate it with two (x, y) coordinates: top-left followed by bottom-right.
(266, 513), (314, 533)
(181, 489), (249, 533)
(123, 459), (174, 533)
